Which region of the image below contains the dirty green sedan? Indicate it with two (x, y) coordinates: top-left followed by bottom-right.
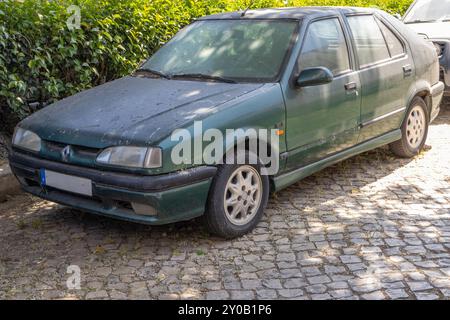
(9, 7), (444, 238)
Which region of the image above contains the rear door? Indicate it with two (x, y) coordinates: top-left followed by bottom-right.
(284, 16), (361, 170)
(345, 14), (415, 142)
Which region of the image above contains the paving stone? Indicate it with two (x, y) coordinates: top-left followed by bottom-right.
(262, 279), (283, 289)
(415, 292), (440, 300)
(324, 265), (346, 274)
(86, 290), (109, 300)
(284, 278), (306, 289)
(308, 275), (332, 285)
(311, 293), (332, 300)
(241, 279), (262, 290)
(276, 253), (296, 262)
(206, 291), (230, 300)
(306, 284), (327, 294)
(278, 289), (304, 298)
(407, 281), (433, 292)
(361, 291), (386, 300)
(224, 281), (242, 290)
(386, 289), (409, 299)
(327, 281), (349, 290)
(385, 239), (406, 247)
(329, 289), (353, 299)
(350, 282), (382, 293)
(230, 290), (255, 300)
(382, 282), (405, 289)
(430, 278), (450, 288)
(256, 289), (278, 299)
(340, 255), (362, 264)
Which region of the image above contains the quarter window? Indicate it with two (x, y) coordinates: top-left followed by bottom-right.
(377, 20), (405, 57)
(347, 15), (391, 67)
(299, 18), (351, 76)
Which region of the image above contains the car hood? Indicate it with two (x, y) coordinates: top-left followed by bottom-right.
(405, 22), (450, 39)
(21, 76), (264, 148)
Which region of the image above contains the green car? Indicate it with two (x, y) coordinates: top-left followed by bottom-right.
(9, 7), (444, 238)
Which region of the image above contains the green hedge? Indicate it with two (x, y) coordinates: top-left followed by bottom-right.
(0, 0), (413, 132)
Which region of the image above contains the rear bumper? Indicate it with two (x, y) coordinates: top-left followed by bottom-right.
(9, 151), (216, 225)
(430, 81), (445, 123)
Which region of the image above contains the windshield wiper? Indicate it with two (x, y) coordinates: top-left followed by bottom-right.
(404, 19), (437, 24)
(135, 68), (171, 79)
(170, 73), (237, 84)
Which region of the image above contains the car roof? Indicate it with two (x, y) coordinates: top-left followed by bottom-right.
(197, 6), (379, 21)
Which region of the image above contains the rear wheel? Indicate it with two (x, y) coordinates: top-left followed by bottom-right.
(203, 157), (269, 239)
(390, 97), (429, 158)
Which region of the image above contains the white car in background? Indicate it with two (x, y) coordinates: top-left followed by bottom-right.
(404, 0), (450, 94)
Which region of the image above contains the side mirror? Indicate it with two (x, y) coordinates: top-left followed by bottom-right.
(296, 67), (334, 88)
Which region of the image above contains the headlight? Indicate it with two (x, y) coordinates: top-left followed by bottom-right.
(96, 146), (162, 168)
(434, 42), (443, 56)
(12, 127), (41, 152)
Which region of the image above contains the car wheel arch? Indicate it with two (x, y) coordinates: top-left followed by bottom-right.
(219, 135), (277, 192)
(406, 82), (432, 121)
(415, 90), (432, 117)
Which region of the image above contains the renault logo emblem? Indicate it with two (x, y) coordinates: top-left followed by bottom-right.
(61, 145), (71, 162)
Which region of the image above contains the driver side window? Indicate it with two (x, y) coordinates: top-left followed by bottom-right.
(299, 18), (351, 76)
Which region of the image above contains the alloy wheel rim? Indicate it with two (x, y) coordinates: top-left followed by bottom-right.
(223, 165), (263, 226)
(406, 106), (426, 149)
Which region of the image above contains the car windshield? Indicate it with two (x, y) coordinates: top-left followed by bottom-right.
(141, 20), (298, 82)
(404, 0), (450, 23)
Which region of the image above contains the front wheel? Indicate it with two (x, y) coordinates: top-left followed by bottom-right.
(203, 162), (269, 239)
(390, 97), (429, 158)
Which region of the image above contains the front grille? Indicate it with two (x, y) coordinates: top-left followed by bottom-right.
(434, 42), (446, 58)
(439, 43), (445, 57)
(45, 140), (100, 157)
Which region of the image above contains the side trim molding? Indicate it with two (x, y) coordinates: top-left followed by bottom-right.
(360, 107), (406, 128)
(273, 129), (402, 191)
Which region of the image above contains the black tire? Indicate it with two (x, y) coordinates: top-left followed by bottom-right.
(389, 97), (429, 158)
(203, 155), (270, 239)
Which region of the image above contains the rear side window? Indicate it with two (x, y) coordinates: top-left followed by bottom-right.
(299, 18), (351, 76)
(347, 15), (390, 67)
(376, 20), (405, 57)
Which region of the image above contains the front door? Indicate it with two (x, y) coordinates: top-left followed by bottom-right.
(283, 17), (361, 171)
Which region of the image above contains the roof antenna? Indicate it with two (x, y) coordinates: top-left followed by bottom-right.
(241, 0), (255, 17)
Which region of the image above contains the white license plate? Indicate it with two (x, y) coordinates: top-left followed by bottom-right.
(40, 169), (93, 197)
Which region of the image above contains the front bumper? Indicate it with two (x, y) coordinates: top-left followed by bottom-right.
(430, 81), (445, 123)
(434, 40), (450, 93)
(9, 150), (216, 225)
(440, 66), (450, 95)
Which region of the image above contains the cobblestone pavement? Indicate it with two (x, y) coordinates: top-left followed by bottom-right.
(1, 102), (449, 300)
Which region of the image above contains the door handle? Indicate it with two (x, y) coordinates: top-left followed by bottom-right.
(345, 82), (357, 91)
(403, 64), (413, 77)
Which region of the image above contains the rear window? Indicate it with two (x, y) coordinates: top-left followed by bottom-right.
(377, 20), (405, 57)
